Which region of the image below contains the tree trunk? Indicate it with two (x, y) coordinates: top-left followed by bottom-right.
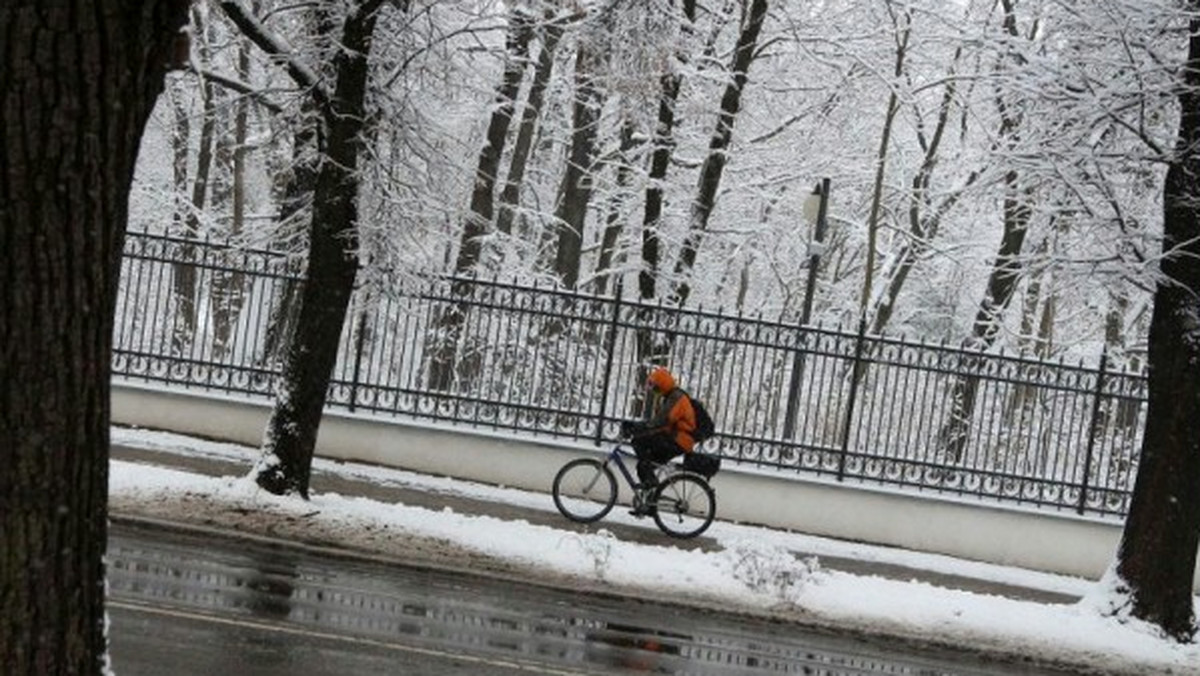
(173, 4), (219, 355)
(869, 45), (964, 335)
(939, 0), (1035, 461)
(453, 11), (534, 273)
(496, 16), (565, 238)
(0, 3), (187, 674)
(254, 1), (383, 498)
(860, 3), (911, 320)
(260, 101), (321, 367)
(168, 77), (195, 355)
(428, 10), (533, 391)
(939, 166), (1034, 460)
(999, 236), (1054, 467)
(1105, 290), (1142, 435)
(213, 26), (253, 360)
(595, 119), (638, 296)
(632, 0), (699, 371)
(1114, 8), (1200, 642)
(551, 43), (604, 289)
(640, 0), (698, 304)
(669, 0), (769, 308)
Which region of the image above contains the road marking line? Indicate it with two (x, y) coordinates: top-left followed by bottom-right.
(109, 599), (588, 675)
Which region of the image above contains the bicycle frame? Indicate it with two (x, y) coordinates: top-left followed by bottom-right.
(602, 445), (641, 491)
(605, 444), (693, 491)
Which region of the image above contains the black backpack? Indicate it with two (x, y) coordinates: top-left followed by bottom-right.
(689, 394), (716, 444)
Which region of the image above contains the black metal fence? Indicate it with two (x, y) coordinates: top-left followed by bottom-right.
(113, 231), (1147, 518)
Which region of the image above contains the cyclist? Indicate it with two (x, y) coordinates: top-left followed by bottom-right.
(620, 366), (697, 515)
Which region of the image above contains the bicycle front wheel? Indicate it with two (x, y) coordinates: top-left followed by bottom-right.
(552, 458), (617, 523)
(652, 474), (716, 538)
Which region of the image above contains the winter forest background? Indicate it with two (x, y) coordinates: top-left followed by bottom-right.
(128, 0), (1187, 373)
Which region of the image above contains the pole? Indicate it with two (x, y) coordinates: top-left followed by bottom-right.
(348, 307), (369, 412)
(799, 178), (831, 326)
(594, 281), (624, 446)
(783, 179), (831, 440)
(837, 315), (868, 482)
(1077, 348), (1108, 515)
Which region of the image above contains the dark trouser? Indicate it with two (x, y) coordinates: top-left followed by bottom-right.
(630, 432), (683, 486)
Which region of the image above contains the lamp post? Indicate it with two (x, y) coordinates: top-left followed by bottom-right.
(782, 178), (831, 441)
(799, 178), (831, 326)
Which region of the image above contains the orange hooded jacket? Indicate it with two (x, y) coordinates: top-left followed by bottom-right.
(643, 367), (697, 452)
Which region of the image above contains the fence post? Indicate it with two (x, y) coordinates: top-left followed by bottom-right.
(593, 282), (624, 446)
(1077, 348), (1108, 515)
(348, 307), (369, 413)
(837, 317), (868, 481)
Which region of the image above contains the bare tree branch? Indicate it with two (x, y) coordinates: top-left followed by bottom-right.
(187, 65), (283, 113)
(219, 0), (332, 109)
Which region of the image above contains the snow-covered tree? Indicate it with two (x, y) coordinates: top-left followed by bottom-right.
(220, 0), (389, 497)
(1112, 0), (1200, 643)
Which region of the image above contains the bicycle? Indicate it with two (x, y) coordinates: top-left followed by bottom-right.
(551, 444), (717, 539)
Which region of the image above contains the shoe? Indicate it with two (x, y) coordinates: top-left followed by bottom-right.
(629, 489), (658, 517)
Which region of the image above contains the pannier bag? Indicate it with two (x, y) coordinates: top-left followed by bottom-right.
(683, 452), (721, 479)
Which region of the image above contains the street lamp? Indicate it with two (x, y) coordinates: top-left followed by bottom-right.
(799, 178), (831, 327)
(783, 178), (831, 441)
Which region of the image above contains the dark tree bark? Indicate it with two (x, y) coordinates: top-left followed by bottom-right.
(633, 0), (698, 371)
(640, 0), (697, 304)
(0, 2), (188, 674)
(870, 46), (966, 335)
(170, 80), (191, 232)
(1103, 289), (1143, 435)
(939, 180), (1034, 461)
(261, 95), (325, 367)
(259, 112), (317, 367)
(551, 43), (605, 289)
(428, 10), (534, 391)
(1114, 8), (1200, 642)
(173, 5), (219, 354)
(496, 15), (566, 237)
(939, 0), (1035, 461)
(189, 6), (219, 233)
(859, 1), (910, 321)
(453, 10), (534, 273)
(242, 0), (385, 498)
(213, 23), (253, 360)
(670, 0), (769, 308)
(595, 119), (639, 296)
(168, 75), (196, 355)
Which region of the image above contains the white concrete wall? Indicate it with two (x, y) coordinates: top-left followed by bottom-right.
(112, 381), (1200, 589)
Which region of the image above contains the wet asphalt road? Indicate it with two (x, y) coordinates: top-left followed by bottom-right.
(105, 520), (1078, 676)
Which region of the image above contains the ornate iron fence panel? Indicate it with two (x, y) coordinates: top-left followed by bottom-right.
(113, 231), (1146, 518)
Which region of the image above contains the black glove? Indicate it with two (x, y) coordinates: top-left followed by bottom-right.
(619, 420), (637, 438)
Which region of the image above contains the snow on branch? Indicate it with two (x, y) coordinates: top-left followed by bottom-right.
(219, 0), (332, 109)
(187, 65), (283, 113)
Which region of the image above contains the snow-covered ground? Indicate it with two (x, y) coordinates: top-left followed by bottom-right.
(109, 427), (1199, 676)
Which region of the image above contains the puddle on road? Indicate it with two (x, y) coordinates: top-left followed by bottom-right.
(107, 530), (1058, 676)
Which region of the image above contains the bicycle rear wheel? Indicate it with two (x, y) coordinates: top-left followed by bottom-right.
(652, 473), (716, 538)
(552, 458), (617, 523)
